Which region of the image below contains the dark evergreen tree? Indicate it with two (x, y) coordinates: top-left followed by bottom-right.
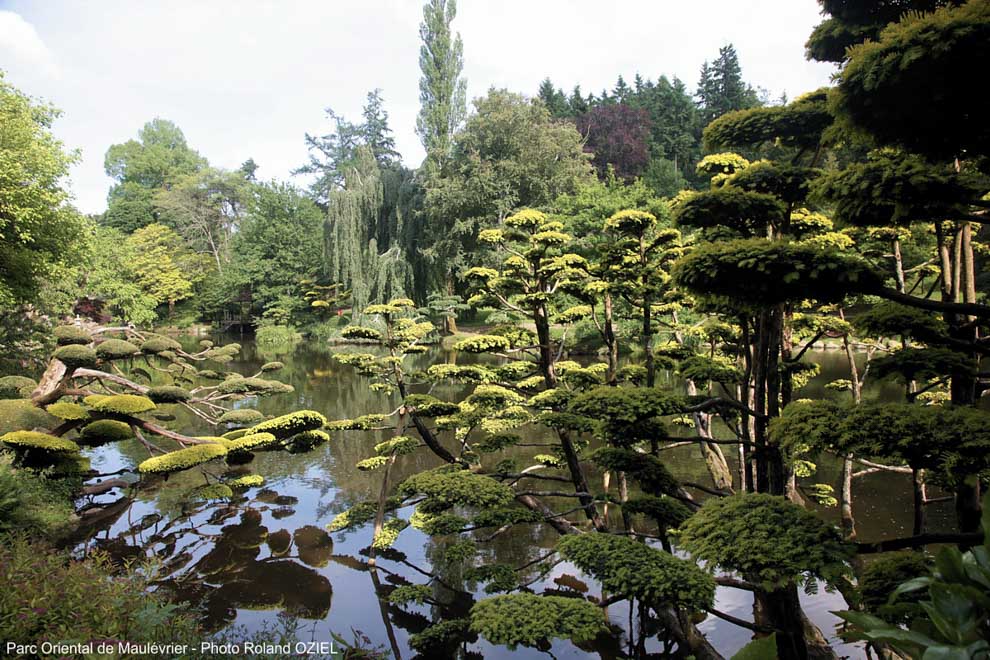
(696, 44), (761, 125)
(362, 89), (401, 169)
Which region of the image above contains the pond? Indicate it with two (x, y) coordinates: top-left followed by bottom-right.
(73, 338), (955, 659)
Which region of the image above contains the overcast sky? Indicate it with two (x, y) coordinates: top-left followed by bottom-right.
(1, 0), (836, 214)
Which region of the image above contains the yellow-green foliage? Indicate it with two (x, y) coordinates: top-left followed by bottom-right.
(404, 394), (460, 417)
(624, 495), (693, 528)
(605, 209), (658, 233)
(285, 429), (330, 452)
(357, 455), (389, 471)
(53, 325), (92, 345)
(251, 410), (327, 439)
(139, 335), (182, 354)
(260, 361), (284, 372)
(397, 466), (514, 510)
(374, 436), (418, 456)
(45, 402), (89, 421)
(216, 377), (294, 395)
(0, 455), (75, 538)
(225, 432), (279, 452)
(78, 419), (133, 446)
(227, 474), (264, 489)
(94, 339), (140, 360)
(92, 394), (156, 416)
(1, 430), (79, 454)
(470, 594), (607, 650)
(82, 394), (108, 407)
(0, 375), (36, 399)
(327, 501), (378, 532)
(218, 408), (265, 425)
(341, 326), (383, 341)
(372, 518), (409, 549)
(557, 533), (715, 611)
(137, 443), (228, 474)
(53, 344), (97, 369)
(453, 335), (512, 354)
(146, 386), (190, 403)
(221, 428), (251, 440)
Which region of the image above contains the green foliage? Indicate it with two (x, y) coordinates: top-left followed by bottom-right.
(218, 408), (265, 426)
(836, 494), (990, 657)
(327, 501), (379, 532)
(1, 431), (79, 454)
(469, 594), (607, 650)
(92, 394), (157, 416)
(78, 419), (133, 446)
(858, 552), (931, 624)
(557, 533), (716, 611)
(137, 443), (228, 474)
(53, 344), (98, 369)
(227, 474), (265, 489)
(832, 1), (990, 160)
(678, 354), (742, 384)
(371, 517), (409, 549)
(53, 325), (93, 346)
(671, 238), (882, 308)
(0, 376), (36, 400)
(703, 90), (832, 150)
(255, 323), (303, 346)
(216, 377), (294, 396)
(416, 0), (467, 173)
(677, 493), (853, 590)
(675, 188), (786, 237)
(568, 386), (683, 446)
(94, 338), (140, 360)
(409, 618), (471, 655)
(139, 335), (182, 354)
(249, 410), (327, 439)
(0, 536), (202, 646)
(0, 455), (76, 539)
(0, 74), (87, 309)
(45, 402), (89, 421)
(146, 385), (191, 403)
(870, 347), (975, 383)
(225, 432), (279, 453)
(403, 394), (460, 417)
(854, 302), (949, 344)
(452, 334), (512, 353)
(732, 634), (778, 660)
(397, 466), (514, 510)
(389, 584), (432, 606)
(592, 447), (680, 496)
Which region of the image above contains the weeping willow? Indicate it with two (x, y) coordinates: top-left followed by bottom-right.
(323, 148), (428, 310)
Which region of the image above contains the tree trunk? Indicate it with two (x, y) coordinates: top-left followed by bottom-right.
(604, 292), (618, 385)
(912, 468), (927, 537)
(754, 585), (810, 660)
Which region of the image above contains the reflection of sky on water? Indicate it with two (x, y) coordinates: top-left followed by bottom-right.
(71, 338), (950, 659)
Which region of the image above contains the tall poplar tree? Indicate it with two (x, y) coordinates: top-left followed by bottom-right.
(415, 0), (467, 174)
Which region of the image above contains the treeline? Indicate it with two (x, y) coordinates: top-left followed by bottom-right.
(0, 0), (815, 361)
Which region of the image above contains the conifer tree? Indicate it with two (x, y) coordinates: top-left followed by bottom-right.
(416, 0), (467, 175)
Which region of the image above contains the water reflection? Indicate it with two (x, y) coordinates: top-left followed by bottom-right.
(71, 338), (939, 658)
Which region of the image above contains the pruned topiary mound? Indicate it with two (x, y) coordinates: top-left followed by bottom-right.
(140, 336), (182, 354)
(251, 410), (327, 439)
(470, 593), (607, 650)
(221, 428), (251, 440)
(224, 432), (279, 453)
(146, 386), (191, 404)
(53, 344), (98, 369)
(397, 466), (514, 510)
(260, 361), (284, 372)
(78, 419), (133, 446)
(53, 325), (92, 346)
(95, 339), (140, 360)
(218, 409), (265, 426)
(92, 394), (157, 416)
(189, 483), (234, 501)
(1, 430), (80, 454)
(0, 375), (37, 400)
(45, 402), (89, 421)
(677, 493), (853, 590)
(138, 443), (229, 474)
(284, 429), (330, 453)
(227, 474), (264, 489)
(216, 377), (294, 396)
(557, 533), (716, 612)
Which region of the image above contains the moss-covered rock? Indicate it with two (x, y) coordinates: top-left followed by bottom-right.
(53, 345), (98, 369)
(95, 339), (140, 360)
(218, 409), (265, 426)
(78, 419), (133, 446)
(53, 325), (92, 346)
(137, 443), (229, 474)
(0, 375), (37, 400)
(92, 394), (156, 416)
(1, 430), (80, 454)
(251, 410), (327, 440)
(45, 402), (89, 421)
(146, 386), (191, 404)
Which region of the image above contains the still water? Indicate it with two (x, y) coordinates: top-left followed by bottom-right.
(74, 339), (951, 659)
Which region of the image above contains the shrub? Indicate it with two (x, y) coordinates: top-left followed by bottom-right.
(137, 444), (228, 474)
(53, 325), (92, 345)
(0, 375), (37, 400)
(52, 345), (98, 369)
(94, 339), (140, 360)
(78, 419), (133, 446)
(92, 394), (157, 416)
(146, 386), (191, 403)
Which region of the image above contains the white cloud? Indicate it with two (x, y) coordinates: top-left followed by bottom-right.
(1, 1), (836, 215)
(0, 10), (60, 79)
